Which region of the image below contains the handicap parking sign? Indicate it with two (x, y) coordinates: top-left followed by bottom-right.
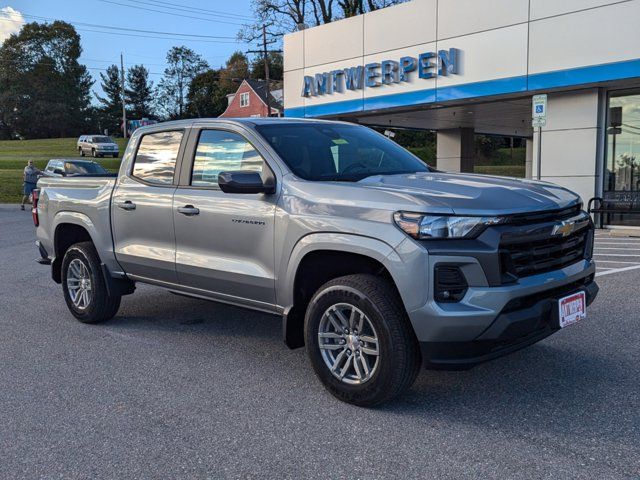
(532, 94), (547, 126)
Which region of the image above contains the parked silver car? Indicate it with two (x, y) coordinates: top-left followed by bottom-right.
(77, 135), (119, 158)
(43, 159), (111, 177)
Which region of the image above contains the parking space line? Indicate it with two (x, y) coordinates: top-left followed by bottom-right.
(594, 247), (640, 250)
(596, 264), (640, 277)
(595, 260), (640, 264)
(593, 253), (640, 257)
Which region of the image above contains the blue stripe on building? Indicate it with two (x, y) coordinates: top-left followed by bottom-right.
(285, 58), (640, 118)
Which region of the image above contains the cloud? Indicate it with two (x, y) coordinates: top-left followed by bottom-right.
(0, 6), (24, 42)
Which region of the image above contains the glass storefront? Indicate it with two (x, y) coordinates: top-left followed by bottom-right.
(604, 90), (640, 226)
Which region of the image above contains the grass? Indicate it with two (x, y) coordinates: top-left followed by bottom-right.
(474, 165), (526, 177)
(0, 137), (127, 203)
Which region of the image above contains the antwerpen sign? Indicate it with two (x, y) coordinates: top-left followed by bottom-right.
(301, 48), (461, 98)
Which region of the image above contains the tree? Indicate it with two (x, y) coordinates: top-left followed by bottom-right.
(0, 21), (92, 138)
(156, 46), (208, 120)
(218, 51), (249, 94)
(250, 51), (283, 82)
(95, 64), (123, 135)
(241, 0), (406, 41)
(126, 64), (154, 119)
(185, 70), (228, 118)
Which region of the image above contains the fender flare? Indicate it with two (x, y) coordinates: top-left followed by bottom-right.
(279, 232), (404, 310)
(52, 211), (101, 256)
(50, 212), (133, 296)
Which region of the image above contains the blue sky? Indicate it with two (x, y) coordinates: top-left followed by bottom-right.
(1, 0), (255, 99)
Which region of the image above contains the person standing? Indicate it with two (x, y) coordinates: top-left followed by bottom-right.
(21, 160), (42, 210)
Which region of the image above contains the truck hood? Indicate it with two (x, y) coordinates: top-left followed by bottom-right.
(356, 172), (581, 216)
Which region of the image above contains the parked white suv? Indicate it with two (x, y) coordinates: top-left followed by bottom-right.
(77, 135), (119, 158)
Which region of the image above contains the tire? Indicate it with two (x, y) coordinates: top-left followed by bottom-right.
(61, 241), (121, 324)
(91, 149), (97, 158)
(80, 148), (85, 157)
(304, 274), (421, 407)
(112, 154), (118, 158)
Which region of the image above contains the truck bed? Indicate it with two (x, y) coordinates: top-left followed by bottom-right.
(36, 175), (118, 272)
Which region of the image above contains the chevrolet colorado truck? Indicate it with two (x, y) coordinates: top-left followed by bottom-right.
(34, 119), (598, 406)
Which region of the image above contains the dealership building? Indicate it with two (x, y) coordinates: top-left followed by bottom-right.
(283, 0), (640, 226)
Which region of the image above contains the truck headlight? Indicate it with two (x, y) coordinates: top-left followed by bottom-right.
(393, 212), (504, 239)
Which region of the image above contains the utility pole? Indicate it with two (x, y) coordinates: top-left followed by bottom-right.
(262, 24), (271, 117)
(120, 53), (127, 139)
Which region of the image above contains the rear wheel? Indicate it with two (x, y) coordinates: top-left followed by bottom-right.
(61, 242), (121, 324)
(112, 153), (118, 158)
(304, 274), (421, 407)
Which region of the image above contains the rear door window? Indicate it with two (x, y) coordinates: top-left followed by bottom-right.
(132, 130), (183, 185)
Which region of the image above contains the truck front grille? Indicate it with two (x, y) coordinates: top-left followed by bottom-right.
(500, 228), (590, 279)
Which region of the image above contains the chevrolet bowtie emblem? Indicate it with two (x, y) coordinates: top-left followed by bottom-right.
(552, 221), (577, 237)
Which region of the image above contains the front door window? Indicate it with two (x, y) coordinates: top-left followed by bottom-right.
(605, 91), (640, 226)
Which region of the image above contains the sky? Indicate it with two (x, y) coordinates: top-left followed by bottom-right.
(0, 0), (256, 100)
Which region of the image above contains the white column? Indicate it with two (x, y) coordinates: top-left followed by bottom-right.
(436, 128), (475, 173)
(525, 138), (534, 179)
(531, 89), (601, 203)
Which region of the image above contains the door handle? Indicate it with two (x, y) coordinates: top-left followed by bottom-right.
(177, 205), (200, 216)
(116, 200), (136, 211)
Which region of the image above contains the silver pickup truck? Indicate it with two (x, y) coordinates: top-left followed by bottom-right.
(34, 118), (598, 406)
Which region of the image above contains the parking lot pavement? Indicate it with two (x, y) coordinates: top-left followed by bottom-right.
(0, 205), (639, 479)
(594, 229), (640, 277)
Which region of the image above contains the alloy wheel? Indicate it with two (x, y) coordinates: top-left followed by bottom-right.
(318, 303), (380, 385)
(66, 258), (92, 310)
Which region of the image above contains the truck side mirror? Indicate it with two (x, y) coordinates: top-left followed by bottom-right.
(218, 171), (275, 194)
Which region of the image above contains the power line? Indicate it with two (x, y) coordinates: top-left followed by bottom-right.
(76, 26), (241, 44)
(81, 57), (168, 68)
(0, 58), (163, 75)
(98, 0), (247, 26)
(0, 15), (242, 44)
(138, 0), (253, 20)
(17, 13), (239, 39)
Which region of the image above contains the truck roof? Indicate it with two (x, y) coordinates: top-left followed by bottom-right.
(132, 117), (349, 134)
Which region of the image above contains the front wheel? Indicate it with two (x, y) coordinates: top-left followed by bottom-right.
(61, 242), (121, 323)
(304, 274), (421, 407)
(79, 148), (85, 157)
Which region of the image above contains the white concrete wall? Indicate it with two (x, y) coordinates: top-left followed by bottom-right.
(283, 0), (640, 115)
(531, 89), (601, 203)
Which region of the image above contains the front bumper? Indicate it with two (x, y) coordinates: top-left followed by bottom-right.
(419, 276), (598, 370)
(396, 209), (598, 369)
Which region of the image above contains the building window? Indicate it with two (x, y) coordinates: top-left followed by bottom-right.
(240, 92), (250, 107)
(604, 90), (640, 226)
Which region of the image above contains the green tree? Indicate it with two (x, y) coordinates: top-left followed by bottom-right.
(156, 46), (208, 119)
(186, 69), (227, 118)
(218, 51), (249, 94)
(126, 64), (154, 119)
(95, 64), (123, 135)
(0, 21), (92, 138)
(249, 51), (283, 82)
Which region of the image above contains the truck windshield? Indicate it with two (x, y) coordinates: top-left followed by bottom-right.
(92, 136), (113, 143)
(255, 123), (430, 181)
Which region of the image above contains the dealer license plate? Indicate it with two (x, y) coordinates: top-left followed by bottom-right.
(558, 291), (586, 328)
